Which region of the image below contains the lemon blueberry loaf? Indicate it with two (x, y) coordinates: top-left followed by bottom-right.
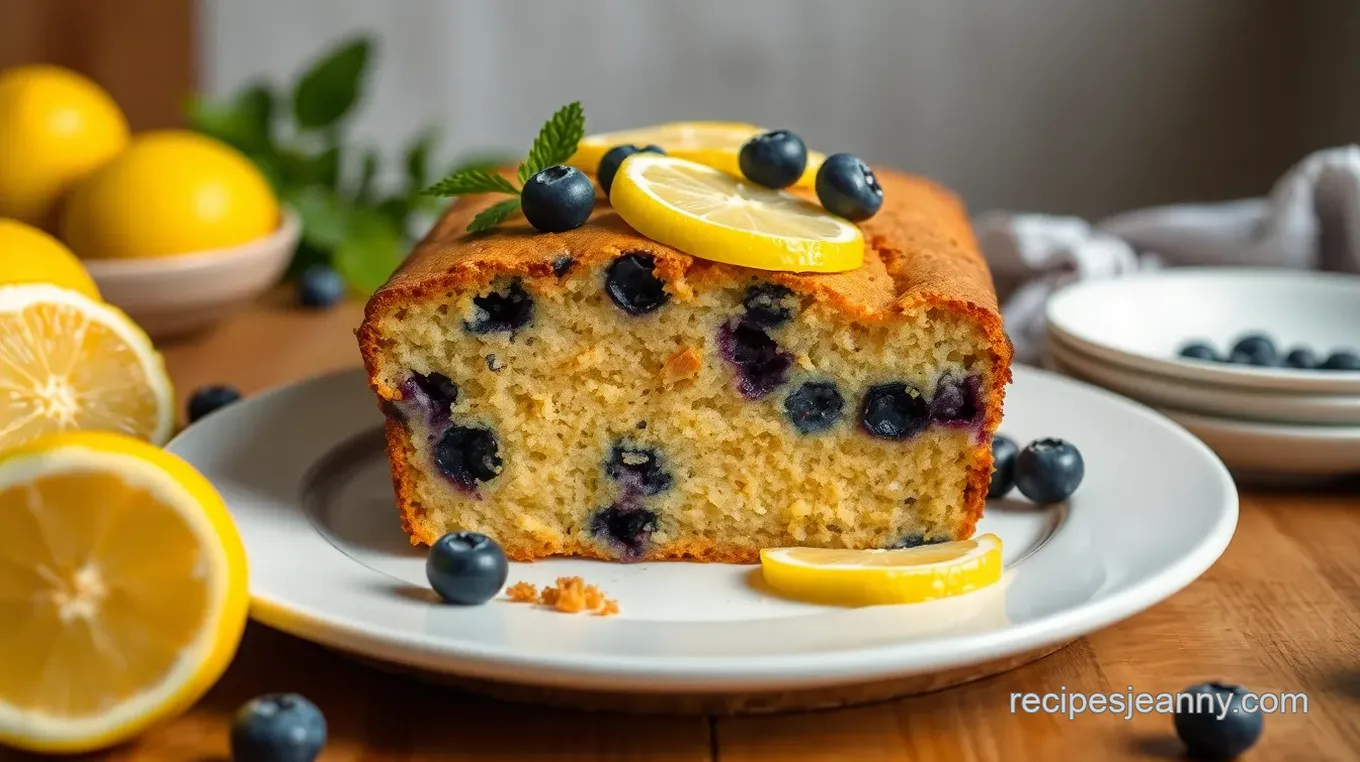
(358, 168), (1012, 563)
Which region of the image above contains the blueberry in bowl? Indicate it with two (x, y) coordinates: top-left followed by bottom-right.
(1177, 341), (1218, 362)
(1283, 345), (1319, 369)
(1227, 333), (1277, 367)
(1321, 349), (1360, 371)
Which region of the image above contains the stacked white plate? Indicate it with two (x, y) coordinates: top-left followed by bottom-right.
(1043, 268), (1360, 476)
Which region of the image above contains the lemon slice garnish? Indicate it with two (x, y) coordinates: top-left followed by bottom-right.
(0, 431), (249, 753)
(0, 284), (174, 450)
(760, 534), (1003, 606)
(571, 121), (825, 188)
(610, 154), (864, 273)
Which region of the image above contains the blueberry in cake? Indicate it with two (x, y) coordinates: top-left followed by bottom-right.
(359, 161), (1011, 562)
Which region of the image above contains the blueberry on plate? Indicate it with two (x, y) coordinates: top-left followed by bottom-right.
(426, 531), (510, 605)
(1283, 346), (1319, 369)
(1014, 437), (1084, 504)
(1321, 349), (1360, 371)
(521, 165), (595, 233)
(295, 264), (345, 309)
(987, 435), (1019, 499)
(1177, 342), (1218, 362)
(1228, 333), (1277, 367)
(815, 153), (884, 221)
(187, 385), (242, 424)
(738, 130), (808, 189)
(231, 693), (327, 762)
(1173, 682), (1263, 760)
(598, 144), (665, 196)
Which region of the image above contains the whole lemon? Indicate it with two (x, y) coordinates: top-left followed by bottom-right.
(60, 131), (279, 260)
(0, 218), (100, 299)
(0, 65), (130, 228)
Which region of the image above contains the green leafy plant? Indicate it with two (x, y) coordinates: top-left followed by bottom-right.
(185, 36), (513, 294)
(424, 101), (585, 232)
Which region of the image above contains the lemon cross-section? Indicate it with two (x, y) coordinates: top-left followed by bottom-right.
(760, 534), (1003, 606)
(570, 121), (825, 188)
(609, 154), (864, 273)
(0, 431), (248, 753)
(0, 284), (174, 450)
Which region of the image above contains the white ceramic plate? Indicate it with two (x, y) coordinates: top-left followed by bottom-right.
(1046, 268), (1360, 394)
(167, 367), (1237, 694)
(1046, 332), (1360, 425)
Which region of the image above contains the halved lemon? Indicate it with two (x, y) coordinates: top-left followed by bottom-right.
(760, 534), (1003, 606)
(570, 121), (825, 188)
(0, 284), (174, 450)
(610, 154), (864, 273)
(0, 431), (249, 753)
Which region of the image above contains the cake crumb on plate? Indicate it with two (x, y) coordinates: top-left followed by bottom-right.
(505, 576), (619, 615)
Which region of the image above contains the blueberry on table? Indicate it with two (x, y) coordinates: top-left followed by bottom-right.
(521, 165), (595, 233)
(1228, 333), (1277, 367)
(1014, 437), (1084, 503)
(987, 435), (1019, 498)
(1321, 349), (1360, 371)
(598, 144), (665, 196)
(231, 693), (327, 762)
(1283, 346), (1320, 369)
(738, 130), (808, 189)
(1173, 682), (1263, 760)
(426, 531), (510, 605)
(187, 385), (242, 423)
(295, 264), (345, 309)
(1177, 342), (1218, 362)
(815, 153), (884, 221)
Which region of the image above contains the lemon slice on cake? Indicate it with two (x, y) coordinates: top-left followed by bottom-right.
(571, 121), (825, 188)
(609, 154), (863, 273)
(760, 534), (1003, 606)
(0, 284), (174, 449)
(0, 431), (248, 753)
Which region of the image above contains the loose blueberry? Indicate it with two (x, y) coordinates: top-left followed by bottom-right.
(738, 130), (808, 189)
(783, 381), (845, 434)
(1321, 349), (1360, 371)
(1229, 333), (1277, 367)
(742, 283), (796, 329)
(230, 693), (327, 762)
(426, 531), (509, 605)
(410, 372), (459, 408)
(815, 153), (884, 221)
(1283, 346), (1320, 369)
(434, 425), (502, 489)
(187, 385), (242, 424)
(1014, 438), (1084, 503)
(988, 435), (1019, 499)
(605, 252), (670, 315)
(860, 382), (930, 440)
(295, 264), (345, 309)
(590, 503), (658, 559)
(1178, 342), (1218, 362)
(1173, 682), (1264, 760)
(605, 444), (674, 496)
(465, 279), (534, 334)
(718, 320), (794, 399)
(521, 165), (595, 233)
(930, 375), (981, 426)
(552, 255), (575, 277)
(597, 144), (665, 196)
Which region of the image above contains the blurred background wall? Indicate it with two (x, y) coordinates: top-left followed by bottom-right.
(5, 0), (1359, 220)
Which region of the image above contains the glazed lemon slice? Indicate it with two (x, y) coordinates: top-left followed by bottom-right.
(570, 121), (825, 188)
(0, 431), (249, 753)
(0, 284), (174, 450)
(610, 154), (864, 273)
(760, 534), (1003, 606)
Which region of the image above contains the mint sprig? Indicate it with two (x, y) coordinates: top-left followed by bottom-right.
(423, 101), (586, 233)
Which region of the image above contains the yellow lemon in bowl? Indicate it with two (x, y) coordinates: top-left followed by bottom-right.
(0, 65), (130, 228)
(0, 217), (100, 299)
(60, 130), (279, 260)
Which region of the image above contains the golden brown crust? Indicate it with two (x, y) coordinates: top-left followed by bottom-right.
(358, 167), (1012, 559)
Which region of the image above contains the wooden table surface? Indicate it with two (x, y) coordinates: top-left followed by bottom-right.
(6, 297), (1360, 762)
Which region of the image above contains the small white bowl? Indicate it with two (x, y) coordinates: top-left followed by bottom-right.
(83, 209), (301, 340)
(1046, 332), (1360, 425)
(1046, 268), (1360, 394)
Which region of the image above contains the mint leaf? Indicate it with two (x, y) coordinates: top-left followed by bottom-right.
(277, 146), (340, 188)
(424, 168), (518, 197)
(333, 207), (405, 294)
(517, 101), (584, 183)
(283, 187), (349, 250)
(185, 83), (275, 155)
(293, 37), (372, 130)
(404, 128), (437, 193)
(466, 198), (521, 233)
(355, 147), (379, 202)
